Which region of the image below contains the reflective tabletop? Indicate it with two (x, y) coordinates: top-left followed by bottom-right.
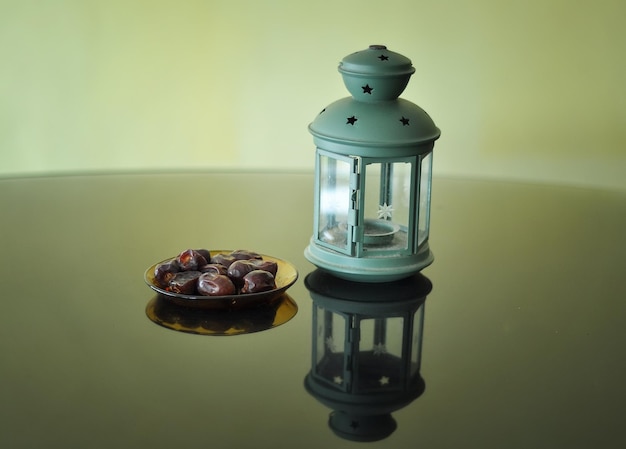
(1, 172), (625, 448)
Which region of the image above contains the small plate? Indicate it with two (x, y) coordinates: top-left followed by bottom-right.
(144, 250), (298, 309)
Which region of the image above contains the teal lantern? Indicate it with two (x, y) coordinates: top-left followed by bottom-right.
(304, 45), (441, 282)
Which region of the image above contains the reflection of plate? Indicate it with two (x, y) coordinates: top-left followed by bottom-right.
(145, 293), (298, 336)
(144, 250), (298, 309)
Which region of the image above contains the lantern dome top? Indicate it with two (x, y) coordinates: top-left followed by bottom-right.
(309, 98), (440, 156)
(339, 45), (415, 101)
(309, 45), (440, 157)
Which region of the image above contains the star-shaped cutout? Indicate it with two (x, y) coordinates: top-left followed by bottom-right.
(373, 342), (387, 356)
(377, 203), (394, 219)
(379, 376), (390, 386)
(346, 115), (358, 125)
(362, 84), (373, 94)
(400, 116), (410, 126)
(333, 375), (343, 385)
(378, 54), (389, 61)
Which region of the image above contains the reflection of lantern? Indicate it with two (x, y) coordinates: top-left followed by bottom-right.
(304, 45), (441, 282)
(304, 269), (432, 442)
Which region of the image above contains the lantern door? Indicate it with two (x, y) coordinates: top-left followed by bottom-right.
(357, 157), (417, 257)
(314, 149), (359, 256)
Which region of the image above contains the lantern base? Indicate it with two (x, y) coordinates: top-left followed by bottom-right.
(304, 238), (434, 283)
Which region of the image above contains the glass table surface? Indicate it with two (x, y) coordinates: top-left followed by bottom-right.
(0, 172), (624, 448)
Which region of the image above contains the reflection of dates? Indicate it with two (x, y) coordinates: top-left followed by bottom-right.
(149, 295), (280, 335)
(154, 249), (277, 296)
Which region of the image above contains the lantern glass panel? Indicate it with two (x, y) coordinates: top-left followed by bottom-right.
(317, 152), (353, 253)
(314, 306), (347, 389)
(410, 305), (425, 378)
(356, 316), (405, 392)
(418, 153), (433, 247)
(362, 161), (413, 254)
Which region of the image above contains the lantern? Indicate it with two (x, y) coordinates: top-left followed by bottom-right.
(304, 269), (432, 442)
(304, 45), (441, 282)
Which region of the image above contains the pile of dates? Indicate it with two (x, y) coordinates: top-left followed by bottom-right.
(154, 249), (277, 296)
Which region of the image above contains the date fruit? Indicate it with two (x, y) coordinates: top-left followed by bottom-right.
(210, 254), (237, 268)
(230, 250), (262, 261)
(197, 273), (237, 296)
(199, 263), (228, 276)
(248, 259), (278, 277)
(155, 249), (280, 297)
(167, 271), (202, 295)
(176, 249), (208, 271)
(154, 260), (180, 288)
(241, 270), (276, 293)
(227, 260), (259, 287)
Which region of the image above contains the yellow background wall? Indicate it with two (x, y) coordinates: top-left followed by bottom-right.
(1, 0), (624, 190)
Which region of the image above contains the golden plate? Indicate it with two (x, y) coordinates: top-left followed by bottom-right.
(144, 250), (298, 309)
